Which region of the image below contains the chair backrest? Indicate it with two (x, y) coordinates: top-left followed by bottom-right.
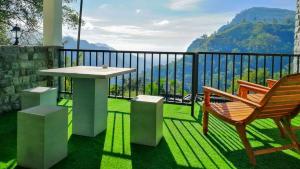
(257, 73), (300, 118)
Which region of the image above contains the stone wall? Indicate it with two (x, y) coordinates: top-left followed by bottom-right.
(295, 0), (300, 72)
(0, 46), (60, 113)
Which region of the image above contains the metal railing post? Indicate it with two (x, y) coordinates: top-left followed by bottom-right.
(191, 53), (199, 116)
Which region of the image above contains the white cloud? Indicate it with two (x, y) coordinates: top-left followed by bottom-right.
(136, 9), (141, 14)
(169, 0), (201, 11)
(153, 20), (170, 26)
(83, 16), (107, 23)
(63, 13), (234, 51)
(100, 25), (162, 36)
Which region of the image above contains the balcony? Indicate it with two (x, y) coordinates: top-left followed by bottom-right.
(1, 47), (300, 168)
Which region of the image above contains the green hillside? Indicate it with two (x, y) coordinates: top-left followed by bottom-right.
(149, 7), (296, 95)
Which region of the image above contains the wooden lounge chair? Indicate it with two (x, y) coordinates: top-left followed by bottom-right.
(202, 73), (300, 165)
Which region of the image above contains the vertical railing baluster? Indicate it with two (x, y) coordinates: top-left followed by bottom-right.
(263, 55), (266, 85)
(102, 52), (105, 65)
(210, 54), (213, 87)
(225, 54), (228, 92)
(71, 51), (73, 94)
(151, 53), (154, 95)
(89, 51), (92, 66)
(297, 55), (300, 73)
(122, 52), (125, 98)
(96, 52), (98, 66)
(158, 54), (161, 96)
(218, 54), (221, 89)
(280, 55), (283, 78)
(204, 54), (207, 86)
(83, 52), (86, 66)
(166, 54), (169, 101)
(182, 54), (185, 102)
(58, 50), (62, 100)
(174, 54), (177, 102)
(143, 53), (146, 94)
(247, 55), (250, 82)
(272, 55), (275, 79)
(115, 52), (118, 98)
(288, 55), (291, 74)
(109, 52), (111, 96)
(255, 55), (258, 84)
(136, 53), (139, 96)
(129, 53), (132, 98)
(191, 53), (199, 116)
(64, 51), (67, 93)
(232, 54), (235, 94)
(240, 54), (243, 80)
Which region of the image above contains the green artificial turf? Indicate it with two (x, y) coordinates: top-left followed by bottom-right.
(1, 99), (300, 169)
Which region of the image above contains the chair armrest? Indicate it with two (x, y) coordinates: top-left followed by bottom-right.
(238, 84), (269, 98)
(266, 79), (277, 88)
(203, 86), (262, 108)
(237, 80), (270, 90)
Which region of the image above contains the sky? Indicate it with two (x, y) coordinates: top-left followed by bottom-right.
(63, 0), (296, 52)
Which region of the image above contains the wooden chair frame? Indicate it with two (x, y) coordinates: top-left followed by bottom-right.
(203, 74), (300, 165)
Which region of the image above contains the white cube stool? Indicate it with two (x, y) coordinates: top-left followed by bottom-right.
(21, 87), (57, 109)
(130, 95), (164, 147)
(17, 105), (68, 169)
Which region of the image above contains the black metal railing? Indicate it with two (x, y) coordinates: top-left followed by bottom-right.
(58, 49), (300, 116)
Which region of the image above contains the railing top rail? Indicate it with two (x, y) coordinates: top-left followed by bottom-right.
(59, 48), (300, 57)
(197, 51), (299, 57)
(59, 48), (195, 55)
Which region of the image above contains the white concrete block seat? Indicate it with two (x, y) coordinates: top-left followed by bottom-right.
(130, 95), (164, 147)
(21, 87), (57, 109)
(17, 105), (68, 169)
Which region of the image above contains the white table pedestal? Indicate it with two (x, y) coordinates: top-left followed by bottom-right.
(72, 78), (108, 137)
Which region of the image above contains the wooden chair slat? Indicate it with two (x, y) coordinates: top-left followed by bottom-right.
(277, 85), (300, 90)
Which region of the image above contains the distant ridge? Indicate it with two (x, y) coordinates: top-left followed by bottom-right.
(231, 7), (295, 24)
(63, 36), (114, 50)
(187, 7), (295, 53)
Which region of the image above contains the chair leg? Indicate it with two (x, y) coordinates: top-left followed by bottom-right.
(273, 118), (285, 138)
(236, 125), (256, 165)
(280, 117), (300, 152)
(203, 109), (209, 135)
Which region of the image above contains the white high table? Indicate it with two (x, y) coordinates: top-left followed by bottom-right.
(39, 66), (135, 137)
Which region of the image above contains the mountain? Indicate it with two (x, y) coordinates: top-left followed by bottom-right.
(62, 36), (167, 67)
(63, 36), (114, 50)
(153, 7), (296, 93)
(188, 7), (295, 53)
(231, 7), (295, 25)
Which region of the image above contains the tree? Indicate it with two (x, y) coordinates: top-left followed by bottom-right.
(0, 0), (80, 45)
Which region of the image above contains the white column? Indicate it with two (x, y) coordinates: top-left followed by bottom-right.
(294, 0), (300, 73)
(43, 0), (62, 46)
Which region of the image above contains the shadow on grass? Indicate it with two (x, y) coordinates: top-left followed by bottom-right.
(131, 138), (177, 169)
(52, 132), (106, 169)
(0, 112), (17, 168)
(205, 116), (300, 169)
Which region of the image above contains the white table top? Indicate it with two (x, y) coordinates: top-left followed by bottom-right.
(132, 95), (164, 103)
(38, 66), (136, 79)
(22, 87), (56, 93)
